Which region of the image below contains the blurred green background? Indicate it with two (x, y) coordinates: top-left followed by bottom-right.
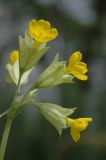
(0, 0), (106, 159)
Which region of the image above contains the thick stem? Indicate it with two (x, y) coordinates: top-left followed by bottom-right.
(0, 118), (12, 160)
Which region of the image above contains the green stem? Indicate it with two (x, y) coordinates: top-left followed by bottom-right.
(10, 73), (22, 108)
(0, 118), (12, 160)
(0, 73), (22, 160)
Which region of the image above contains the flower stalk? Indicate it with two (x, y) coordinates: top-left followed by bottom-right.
(0, 72), (22, 160)
(0, 118), (12, 160)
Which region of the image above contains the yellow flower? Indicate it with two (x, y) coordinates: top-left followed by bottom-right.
(28, 19), (58, 42)
(64, 51), (88, 80)
(66, 117), (92, 142)
(9, 50), (19, 65)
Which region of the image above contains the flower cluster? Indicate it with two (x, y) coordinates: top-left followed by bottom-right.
(5, 19), (93, 143)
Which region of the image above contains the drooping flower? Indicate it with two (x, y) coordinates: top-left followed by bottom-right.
(66, 117), (92, 142)
(28, 19), (58, 42)
(9, 50), (19, 65)
(64, 51), (88, 80)
(33, 102), (76, 135)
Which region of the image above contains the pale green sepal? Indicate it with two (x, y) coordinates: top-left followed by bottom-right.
(62, 74), (74, 84)
(33, 102), (76, 135)
(14, 89), (38, 116)
(20, 67), (34, 84)
(6, 60), (19, 85)
(35, 54), (74, 88)
(21, 89), (38, 105)
(8, 89), (38, 118)
(6, 60), (34, 85)
(19, 35), (50, 72)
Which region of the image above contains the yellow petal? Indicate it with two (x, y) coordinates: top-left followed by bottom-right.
(69, 51), (82, 65)
(78, 62), (87, 67)
(81, 118), (93, 122)
(65, 51), (88, 81)
(72, 64), (88, 73)
(49, 28), (58, 37)
(69, 68), (88, 80)
(72, 118), (93, 131)
(66, 118), (93, 142)
(74, 73), (88, 80)
(66, 118), (74, 126)
(9, 50), (19, 65)
(28, 19), (58, 42)
(29, 19), (37, 28)
(71, 128), (80, 142)
(37, 19), (51, 30)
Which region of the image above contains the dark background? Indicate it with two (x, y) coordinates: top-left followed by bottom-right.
(0, 0), (106, 160)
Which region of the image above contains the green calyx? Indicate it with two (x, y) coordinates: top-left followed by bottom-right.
(32, 102), (76, 135)
(19, 33), (50, 73)
(34, 54), (74, 88)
